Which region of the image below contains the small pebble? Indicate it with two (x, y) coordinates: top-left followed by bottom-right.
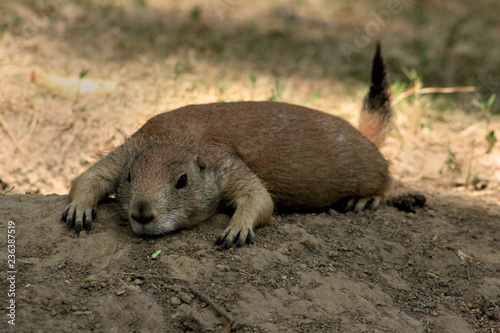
(328, 209), (338, 216)
(170, 297), (181, 306)
(177, 292), (193, 304)
(116, 290), (125, 296)
(216, 264), (230, 272)
(133, 278), (144, 285)
(328, 251), (339, 258)
(73, 311), (93, 316)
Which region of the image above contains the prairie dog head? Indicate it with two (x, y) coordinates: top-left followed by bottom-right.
(116, 145), (220, 235)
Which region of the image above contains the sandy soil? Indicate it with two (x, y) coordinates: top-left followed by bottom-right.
(1, 0), (499, 332)
(1, 188), (499, 332)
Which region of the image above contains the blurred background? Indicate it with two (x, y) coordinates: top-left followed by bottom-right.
(0, 0), (499, 202)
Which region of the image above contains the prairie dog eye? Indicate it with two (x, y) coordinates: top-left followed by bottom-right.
(175, 174), (188, 189)
(127, 171), (131, 182)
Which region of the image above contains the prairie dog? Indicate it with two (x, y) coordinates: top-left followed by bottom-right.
(62, 43), (392, 248)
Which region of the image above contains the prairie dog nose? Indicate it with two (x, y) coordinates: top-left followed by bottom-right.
(131, 200), (154, 224)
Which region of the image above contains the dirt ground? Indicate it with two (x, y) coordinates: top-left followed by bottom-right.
(1, 0), (499, 332)
(1, 189), (499, 332)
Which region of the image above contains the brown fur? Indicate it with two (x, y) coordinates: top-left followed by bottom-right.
(63, 45), (392, 248)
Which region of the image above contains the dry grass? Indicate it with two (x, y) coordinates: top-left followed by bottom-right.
(0, 0), (498, 204)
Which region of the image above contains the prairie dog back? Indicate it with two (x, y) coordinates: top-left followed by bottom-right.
(133, 101), (389, 210)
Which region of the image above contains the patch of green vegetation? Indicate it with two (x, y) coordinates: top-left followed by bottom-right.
(440, 145), (462, 177)
(133, 0), (147, 7)
(473, 94), (497, 153)
(268, 78), (286, 101)
(190, 6), (203, 20)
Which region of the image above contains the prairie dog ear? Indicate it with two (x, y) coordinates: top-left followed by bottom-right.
(196, 156), (207, 170)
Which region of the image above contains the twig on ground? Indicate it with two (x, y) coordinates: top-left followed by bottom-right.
(189, 287), (239, 329)
(426, 272), (443, 280)
(0, 113), (28, 154)
(18, 110), (38, 144)
(220, 319), (233, 333)
(394, 86), (476, 103)
(151, 283), (162, 292)
(122, 272), (184, 280)
(457, 250), (472, 281)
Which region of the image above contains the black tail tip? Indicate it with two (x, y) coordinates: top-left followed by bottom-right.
(371, 41), (387, 87)
(362, 41), (391, 118)
(375, 41), (382, 58)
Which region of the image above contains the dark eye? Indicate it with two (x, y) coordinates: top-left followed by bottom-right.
(175, 174), (188, 189)
(127, 171), (131, 182)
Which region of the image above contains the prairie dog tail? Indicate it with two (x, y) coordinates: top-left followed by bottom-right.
(358, 42), (392, 147)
